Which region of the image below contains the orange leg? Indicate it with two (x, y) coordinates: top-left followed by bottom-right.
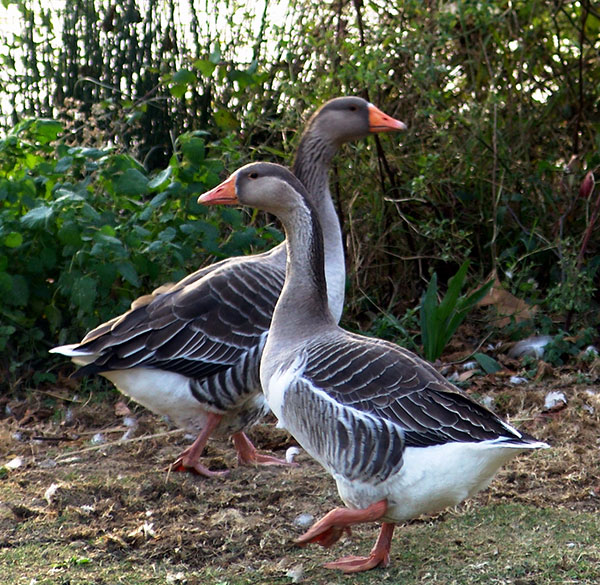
(231, 431), (296, 467)
(296, 499), (387, 548)
(170, 412), (229, 478)
(324, 522), (396, 573)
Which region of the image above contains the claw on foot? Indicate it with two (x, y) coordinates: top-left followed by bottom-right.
(167, 412), (228, 477)
(323, 522), (395, 574)
(232, 431), (296, 467)
(299, 525), (352, 548)
(323, 552), (389, 573)
(296, 500), (387, 548)
(169, 456), (229, 478)
(296, 503), (395, 574)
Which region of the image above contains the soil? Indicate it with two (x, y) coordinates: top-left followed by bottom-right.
(1, 358), (599, 583)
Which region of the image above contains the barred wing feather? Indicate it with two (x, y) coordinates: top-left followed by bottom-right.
(75, 255), (285, 379)
(282, 375), (406, 484)
(302, 333), (533, 449)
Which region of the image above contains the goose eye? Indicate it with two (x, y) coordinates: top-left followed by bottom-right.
(248, 172), (259, 179)
(349, 105), (358, 112)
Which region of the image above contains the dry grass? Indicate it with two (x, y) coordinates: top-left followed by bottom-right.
(0, 372), (598, 584)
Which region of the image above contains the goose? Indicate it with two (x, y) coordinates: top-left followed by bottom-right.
(197, 162), (550, 572)
(50, 97), (407, 477)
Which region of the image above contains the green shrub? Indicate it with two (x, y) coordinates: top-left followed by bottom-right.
(420, 261), (493, 362)
(0, 120), (282, 386)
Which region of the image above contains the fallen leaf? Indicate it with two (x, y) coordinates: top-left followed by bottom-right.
(534, 361), (554, 381)
(457, 370), (478, 382)
(478, 275), (536, 327)
(114, 401), (132, 417)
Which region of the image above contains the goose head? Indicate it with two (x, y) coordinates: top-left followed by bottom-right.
(305, 97), (406, 146)
(198, 162), (307, 219)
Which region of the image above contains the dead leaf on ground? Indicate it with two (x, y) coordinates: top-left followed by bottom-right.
(478, 274), (537, 327)
(114, 401), (132, 417)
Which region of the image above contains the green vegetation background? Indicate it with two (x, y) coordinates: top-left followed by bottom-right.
(1, 0), (599, 390)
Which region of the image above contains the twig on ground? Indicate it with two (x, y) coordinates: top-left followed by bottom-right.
(54, 429), (186, 460)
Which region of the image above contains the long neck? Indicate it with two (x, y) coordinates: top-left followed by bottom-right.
(268, 200), (335, 348)
(292, 131), (345, 323)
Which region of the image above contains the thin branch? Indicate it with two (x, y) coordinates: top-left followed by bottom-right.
(54, 429), (186, 460)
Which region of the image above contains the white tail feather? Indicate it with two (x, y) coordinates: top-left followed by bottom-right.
(49, 344), (97, 365)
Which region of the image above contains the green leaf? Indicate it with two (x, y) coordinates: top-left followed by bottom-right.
(0, 325), (16, 350)
(473, 352), (502, 375)
(172, 68), (196, 85)
(94, 263), (117, 289)
(461, 278), (494, 310)
(437, 261), (469, 322)
(193, 59), (217, 77)
(179, 222), (199, 236)
(419, 262), (491, 362)
(181, 137), (205, 164)
(126, 110), (144, 124)
(54, 188), (86, 206)
(221, 207), (243, 228)
(45, 304), (62, 330)
(71, 275), (97, 313)
(261, 146), (287, 157)
(94, 233), (122, 247)
(55, 156), (73, 173)
(228, 69), (255, 89)
(585, 13), (600, 35)
(117, 262), (140, 286)
(115, 168), (149, 197)
(158, 226), (176, 242)
(0, 272), (12, 295)
(170, 84), (187, 99)
(214, 109), (238, 130)
(99, 225), (117, 237)
(149, 191), (169, 208)
(133, 225), (151, 238)
(70, 146), (109, 160)
(58, 221), (82, 246)
(31, 119), (63, 144)
(3, 232), (23, 248)
(148, 167), (172, 190)
(104, 153), (139, 174)
(20, 206), (53, 228)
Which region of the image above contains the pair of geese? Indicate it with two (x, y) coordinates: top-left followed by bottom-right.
(52, 97), (549, 573)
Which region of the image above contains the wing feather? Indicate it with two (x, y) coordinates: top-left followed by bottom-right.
(281, 375), (405, 483)
(302, 333), (530, 447)
(72, 250), (286, 379)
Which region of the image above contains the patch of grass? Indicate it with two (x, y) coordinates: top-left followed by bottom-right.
(296, 503), (600, 585)
(1, 503), (598, 584)
(0, 387), (597, 585)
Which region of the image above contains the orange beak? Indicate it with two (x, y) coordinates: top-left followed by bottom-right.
(197, 173), (238, 205)
(368, 104), (407, 133)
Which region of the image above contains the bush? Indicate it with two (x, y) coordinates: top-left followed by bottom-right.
(0, 120), (282, 387)
(2, 1), (599, 382)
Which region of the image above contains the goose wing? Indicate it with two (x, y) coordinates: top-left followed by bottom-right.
(301, 333), (529, 448)
(74, 251), (285, 379)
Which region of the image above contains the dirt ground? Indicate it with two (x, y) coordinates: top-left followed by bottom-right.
(1, 359), (599, 584)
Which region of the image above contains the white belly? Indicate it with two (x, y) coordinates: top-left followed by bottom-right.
(101, 367), (268, 437)
(335, 442), (530, 523)
(101, 368), (211, 432)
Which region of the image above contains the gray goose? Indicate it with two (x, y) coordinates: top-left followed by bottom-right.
(197, 162), (550, 572)
(50, 97), (406, 477)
